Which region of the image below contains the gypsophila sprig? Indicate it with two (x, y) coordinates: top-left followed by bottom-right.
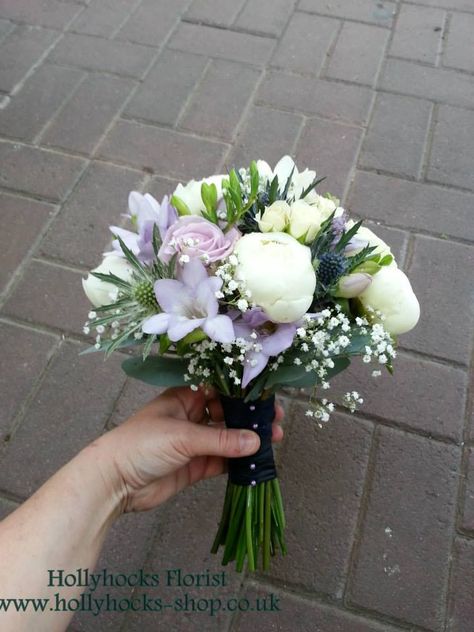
(82, 155), (420, 573)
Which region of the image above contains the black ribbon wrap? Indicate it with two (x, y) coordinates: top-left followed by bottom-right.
(220, 395), (277, 486)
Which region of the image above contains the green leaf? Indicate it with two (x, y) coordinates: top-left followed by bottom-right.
(353, 260), (381, 275)
(122, 355), (189, 387)
(264, 357), (350, 389)
(114, 235), (145, 275)
(159, 333), (172, 354)
(334, 220), (363, 253)
(281, 166), (295, 199)
(170, 194), (191, 216)
(268, 175), (279, 204)
(250, 161), (259, 197)
(152, 223), (161, 258)
(91, 271), (131, 290)
(201, 182), (218, 219)
(300, 176), (326, 200)
(379, 254), (393, 267)
(176, 328), (207, 354)
(142, 334), (156, 360)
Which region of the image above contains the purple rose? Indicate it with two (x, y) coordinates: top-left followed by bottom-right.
(158, 216), (239, 265)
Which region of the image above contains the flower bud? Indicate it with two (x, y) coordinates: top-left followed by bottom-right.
(82, 255), (133, 308)
(359, 266), (420, 335)
(335, 273), (372, 298)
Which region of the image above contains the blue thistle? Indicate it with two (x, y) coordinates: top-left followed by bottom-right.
(317, 252), (348, 287)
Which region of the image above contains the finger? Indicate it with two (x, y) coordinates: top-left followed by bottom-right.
(176, 424), (260, 459)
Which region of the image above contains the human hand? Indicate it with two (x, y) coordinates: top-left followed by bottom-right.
(88, 387), (284, 513)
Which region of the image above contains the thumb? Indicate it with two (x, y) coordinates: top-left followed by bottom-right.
(184, 425), (260, 459)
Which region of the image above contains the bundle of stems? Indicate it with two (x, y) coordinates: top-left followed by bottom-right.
(211, 478), (286, 572)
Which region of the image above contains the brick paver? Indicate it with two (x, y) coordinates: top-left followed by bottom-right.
(0, 1), (473, 630)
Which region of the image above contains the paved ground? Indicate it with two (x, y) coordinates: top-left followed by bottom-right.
(0, 0), (473, 630)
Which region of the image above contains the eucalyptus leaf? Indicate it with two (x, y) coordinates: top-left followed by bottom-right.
(122, 355), (189, 387)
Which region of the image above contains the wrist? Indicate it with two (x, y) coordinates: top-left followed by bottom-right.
(75, 436), (128, 523)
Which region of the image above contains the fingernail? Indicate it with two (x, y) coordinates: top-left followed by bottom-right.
(239, 430), (258, 453)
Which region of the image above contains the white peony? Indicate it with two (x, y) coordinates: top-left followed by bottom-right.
(82, 255), (134, 308)
(358, 266), (420, 335)
(346, 221), (394, 262)
(172, 175), (228, 215)
(257, 200), (290, 232)
(234, 232), (316, 323)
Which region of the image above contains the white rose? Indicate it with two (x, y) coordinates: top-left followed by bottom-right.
(172, 175), (227, 215)
(234, 232), (316, 323)
(288, 199), (327, 243)
(359, 266), (420, 335)
(257, 200), (290, 232)
(82, 255), (133, 308)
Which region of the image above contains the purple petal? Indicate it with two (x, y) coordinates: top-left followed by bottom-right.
(179, 258), (209, 287)
(142, 313), (170, 334)
(203, 315), (235, 344)
(168, 315), (204, 341)
(196, 279), (219, 318)
(242, 308), (268, 328)
(233, 322), (253, 339)
(242, 352), (269, 388)
(261, 324), (296, 357)
(110, 226), (140, 254)
(154, 279), (185, 313)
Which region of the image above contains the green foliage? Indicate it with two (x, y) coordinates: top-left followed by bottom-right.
(122, 355), (189, 387)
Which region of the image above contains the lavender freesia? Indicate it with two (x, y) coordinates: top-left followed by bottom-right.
(233, 309), (297, 387)
(142, 258), (235, 343)
(110, 192), (177, 264)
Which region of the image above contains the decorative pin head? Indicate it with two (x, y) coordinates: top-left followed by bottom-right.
(251, 480), (257, 486)
(249, 405), (256, 411)
(252, 423), (258, 429)
(250, 463), (256, 470)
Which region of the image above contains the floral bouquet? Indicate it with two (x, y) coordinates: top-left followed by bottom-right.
(82, 156), (420, 572)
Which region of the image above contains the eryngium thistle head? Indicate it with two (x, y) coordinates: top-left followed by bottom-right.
(317, 252), (348, 287)
(134, 281), (157, 309)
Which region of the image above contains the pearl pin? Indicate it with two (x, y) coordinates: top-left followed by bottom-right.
(251, 480), (256, 486)
(250, 463), (256, 470)
(252, 423), (258, 429)
(249, 405), (256, 411)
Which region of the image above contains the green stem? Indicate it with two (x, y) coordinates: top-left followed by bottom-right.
(263, 481), (272, 571)
(245, 486), (255, 571)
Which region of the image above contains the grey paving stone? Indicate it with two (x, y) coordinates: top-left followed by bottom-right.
(0, 25), (58, 93)
(0, 63), (84, 141)
(235, 583), (404, 631)
(295, 117), (363, 199)
(235, 0), (297, 37)
(228, 106), (302, 169)
(412, 0), (474, 11)
(298, 0), (396, 26)
(0, 322), (57, 440)
(146, 175), (179, 202)
(0, 192), (54, 294)
(0, 19), (15, 44)
(402, 235), (474, 365)
(2, 260), (92, 336)
(348, 170), (474, 242)
(389, 3), (445, 65)
(48, 32), (156, 78)
(98, 119), (227, 179)
(348, 427), (459, 630)
(39, 161), (143, 268)
(257, 70), (372, 125)
(329, 352), (468, 441)
(0, 142), (86, 201)
(168, 21), (275, 65)
(461, 448), (474, 534)
(359, 93), (432, 178)
(379, 58), (474, 109)
(124, 49), (208, 127)
(68, 0), (136, 38)
(42, 73), (136, 155)
(107, 379), (161, 429)
(0, 498), (18, 521)
(444, 12), (474, 73)
(116, 0), (188, 47)
(0, 0), (82, 29)
(447, 538), (474, 632)
(267, 405), (373, 596)
(72, 508), (162, 631)
(184, 0), (246, 27)
(271, 12), (339, 74)
(0, 341), (125, 498)
(124, 477), (242, 631)
(326, 22), (389, 86)
(428, 105), (474, 190)
(179, 59), (261, 141)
